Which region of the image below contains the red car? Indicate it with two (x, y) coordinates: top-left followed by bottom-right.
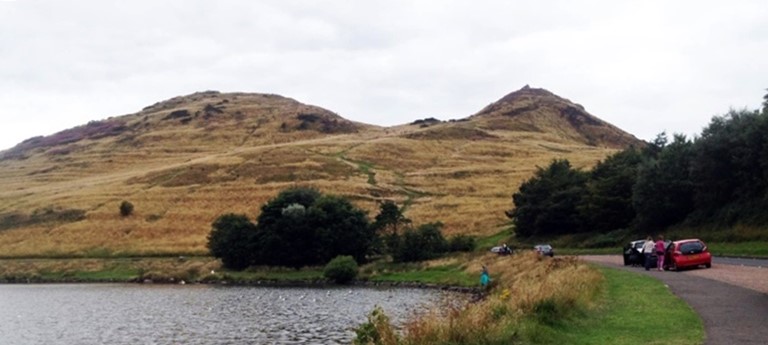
(665, 239), (712, 270)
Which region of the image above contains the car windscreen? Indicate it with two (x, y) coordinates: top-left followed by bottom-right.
(679, 241), (704, 254)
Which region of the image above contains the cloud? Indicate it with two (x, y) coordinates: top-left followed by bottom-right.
(0, 0), (766, 150)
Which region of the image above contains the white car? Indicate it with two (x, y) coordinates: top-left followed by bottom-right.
(623, 240), (647, 266)
(490, 245), (512, 255)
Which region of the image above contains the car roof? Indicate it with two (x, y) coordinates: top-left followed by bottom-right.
(673, 238), (704, 244)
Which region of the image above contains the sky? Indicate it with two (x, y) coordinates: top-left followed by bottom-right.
(1, 0), (766, 151)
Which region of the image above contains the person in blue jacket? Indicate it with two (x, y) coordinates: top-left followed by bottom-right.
(480, 265), (490, 287)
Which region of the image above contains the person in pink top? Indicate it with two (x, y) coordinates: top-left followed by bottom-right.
(655, 235), (666, 271)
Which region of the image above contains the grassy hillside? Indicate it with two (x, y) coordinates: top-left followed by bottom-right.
(0, 87), (641, 257)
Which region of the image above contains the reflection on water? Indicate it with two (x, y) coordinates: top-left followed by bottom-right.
(0, 284), (456, 344)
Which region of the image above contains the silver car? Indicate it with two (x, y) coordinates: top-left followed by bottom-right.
(534, 244), (554, 257)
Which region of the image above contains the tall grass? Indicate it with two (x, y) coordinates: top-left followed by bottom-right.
(356, 252), (603, 344)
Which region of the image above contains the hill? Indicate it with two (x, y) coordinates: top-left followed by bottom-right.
(0, 86), (642, 257)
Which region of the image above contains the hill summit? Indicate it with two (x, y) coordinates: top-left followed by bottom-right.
(0, 87), (642, 257)
(471, 85), (638, 148)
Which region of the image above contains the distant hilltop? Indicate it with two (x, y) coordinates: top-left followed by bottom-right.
(0, 86), (642, 257)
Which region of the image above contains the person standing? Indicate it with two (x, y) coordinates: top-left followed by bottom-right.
(642, 236), (655, 271)
(480, 265), (490, 288)
(655, 235), (666, 271)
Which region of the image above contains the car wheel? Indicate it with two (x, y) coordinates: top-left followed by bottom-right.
(705, 262), (711, 268)
(669, 260), (678, 271)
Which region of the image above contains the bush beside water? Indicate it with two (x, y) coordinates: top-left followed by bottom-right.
(324, 255), (358, 284)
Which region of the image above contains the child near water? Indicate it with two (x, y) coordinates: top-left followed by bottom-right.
(480, 265), (490, 287)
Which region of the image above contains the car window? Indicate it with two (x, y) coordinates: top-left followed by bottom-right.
(633, 242), (644, 250)
(679, 241), (704, 254)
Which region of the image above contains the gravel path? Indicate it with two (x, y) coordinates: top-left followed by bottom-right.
(582, 255), (768, 345)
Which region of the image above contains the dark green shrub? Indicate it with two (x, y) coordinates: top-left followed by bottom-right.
(354, 306), (397, 345)
(323, 255), (358, 284)
(392, 222), (448, 262)
(447, 234), (476, 252)
(207, 213), (256, 270)
(207, 187), (376, 269)
(251, 187), (374, 268)
(119, 201), (134, 217)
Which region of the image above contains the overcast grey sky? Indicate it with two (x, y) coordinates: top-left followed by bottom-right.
(1, 0), (766, 150)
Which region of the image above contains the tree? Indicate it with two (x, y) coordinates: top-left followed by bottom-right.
(447, 234), (476, 252)
(633, 134), (695, 231)
(392, 222), (447, 262)
(119, 200), (134, 217)
(310, 195), (374, 264)
(251, 187), (321, 267)
(372, 200), (411, 254)
(763, 89), (768, 114)
(579, 148), (643, 233)
(373, 200), (410, 236)
(508, 159), (588, 237)
(250, 187), (374, 268)
(207, 213), (256, 270)
(689, 109), (768, 224)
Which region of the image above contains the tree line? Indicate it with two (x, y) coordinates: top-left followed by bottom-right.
(208, 187), (474, 270)
(509, 93), (768, 239)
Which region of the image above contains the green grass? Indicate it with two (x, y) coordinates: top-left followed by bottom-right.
(16, 264), (141, 282)
(224, 267), (325, 281)
(521, 267), (704, 345)
(554, 247), (622, 255)
(476, 229), (512, 250)
(366, 263), (476, 287)
(68, 267), (140, 281)
(708, 241), (768, 257)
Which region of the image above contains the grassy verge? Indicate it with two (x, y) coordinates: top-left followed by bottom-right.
(223, 267), (324, 281)
(365, 263), (476, 287)
(0, 257), (218, 283)
(520, 267), (703, 345)
(554, 247), (622, 255)
(475, 229), (512, 251)
(354, 254), (705, 345)
(707, 241), (768, 257)
(0, 256), (473, 286)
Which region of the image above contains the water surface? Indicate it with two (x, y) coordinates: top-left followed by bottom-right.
(0, 284), (455, 344)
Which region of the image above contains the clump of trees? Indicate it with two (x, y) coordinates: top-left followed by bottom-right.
(208, 187), (373, 270)
(372, 201), (475, 263)
(508, 93), (768, 241)
(208, 188), (475, 270)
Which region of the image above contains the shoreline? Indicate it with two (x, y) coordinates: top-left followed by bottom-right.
(0, 275), (483, 294)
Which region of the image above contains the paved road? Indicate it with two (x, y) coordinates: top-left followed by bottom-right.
(583, 256), (768, 345)
(714, 256), (768, 268)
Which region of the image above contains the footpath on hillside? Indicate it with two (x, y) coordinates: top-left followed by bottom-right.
(582, 255), (768, 345)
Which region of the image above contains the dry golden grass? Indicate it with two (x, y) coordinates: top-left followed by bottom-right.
(0, 89), (638, 257)
(358, 252), (604, 345)
(0, 256), (221, 282)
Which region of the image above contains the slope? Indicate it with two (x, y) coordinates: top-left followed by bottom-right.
(0, 87), (641, 257)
